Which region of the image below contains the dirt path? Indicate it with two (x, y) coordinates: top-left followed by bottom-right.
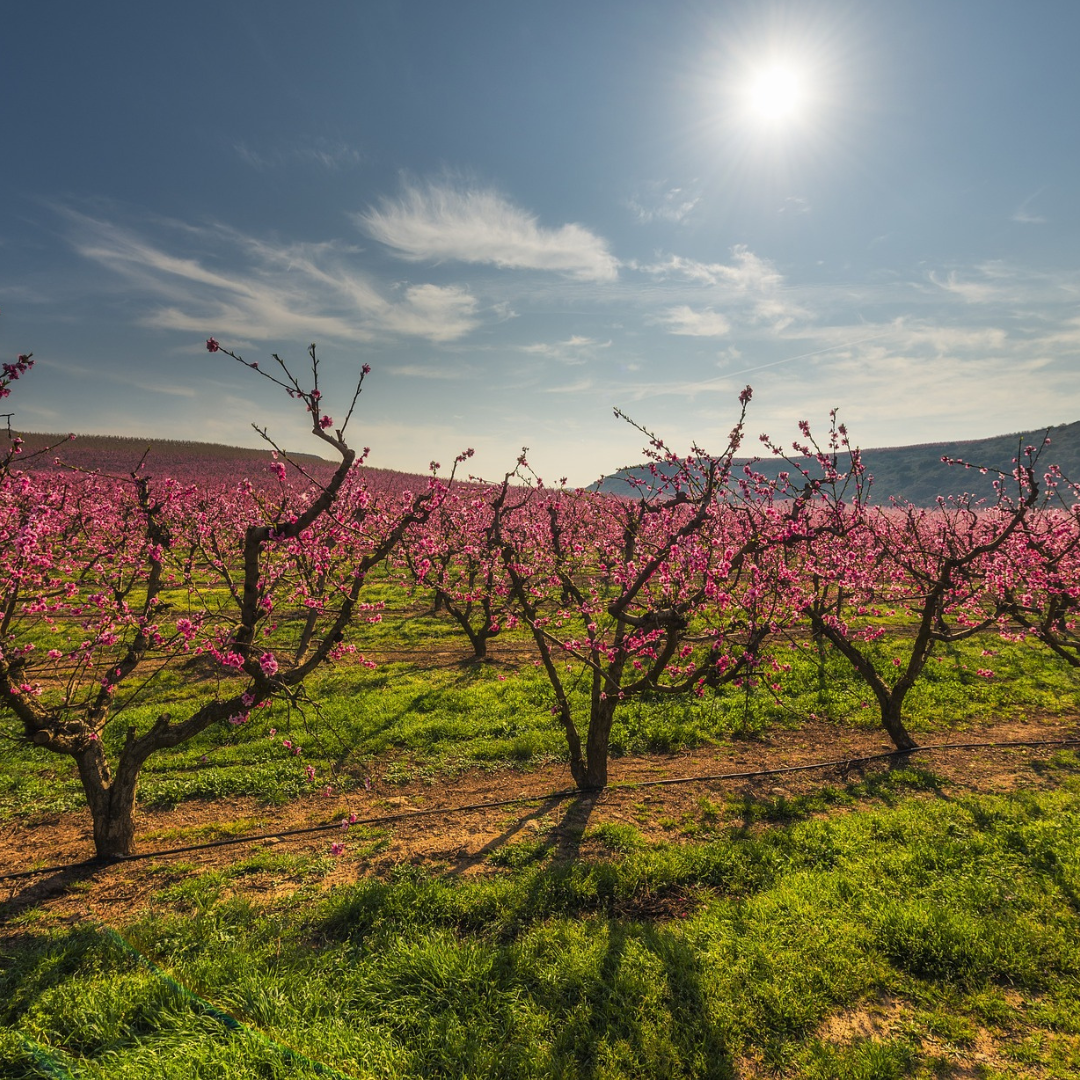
(3, 716), (1078, 930)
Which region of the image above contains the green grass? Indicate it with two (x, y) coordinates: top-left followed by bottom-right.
(4, 781), (1080, 1078)
(3, 605), (1078, 820)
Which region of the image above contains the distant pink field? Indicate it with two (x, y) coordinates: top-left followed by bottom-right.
(9, 431), (433, 495)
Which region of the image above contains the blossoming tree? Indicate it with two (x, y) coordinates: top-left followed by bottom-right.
(0, 342), (454, 858)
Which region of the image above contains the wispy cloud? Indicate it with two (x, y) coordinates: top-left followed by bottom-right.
(233, 138), (364, 172)
(387, 361), (477, 381)
(519, 335), (612, 365)
(634, 246), (784, 291)
(356, 179), (619, 281)
(929, 269), (1002, 303)
(778, 195), (811, 214)
(1012, 189), (1047, 225)
(632, 245), (806, 330)
(625, 181), (701, 224)
(63, 210), (481, 344)
(655, 305), (731, 337)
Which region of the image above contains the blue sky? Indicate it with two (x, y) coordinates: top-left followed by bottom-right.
(4, 0), (1080, 484)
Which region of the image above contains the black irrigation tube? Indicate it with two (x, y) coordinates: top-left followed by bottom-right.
(3, 736), (1079, 885)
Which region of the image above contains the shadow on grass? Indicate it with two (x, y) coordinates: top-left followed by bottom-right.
(448, 790), (598, 876)
(1, 861), (106, 928)
(730, 761), (950, 831)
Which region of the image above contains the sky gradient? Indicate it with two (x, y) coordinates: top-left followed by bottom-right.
(4, 1), (1080, 484)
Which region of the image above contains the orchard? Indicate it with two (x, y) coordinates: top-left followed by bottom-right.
(1, 341), (1077, 858)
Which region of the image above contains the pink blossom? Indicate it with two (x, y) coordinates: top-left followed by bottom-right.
(330, 842), (344, 856)
(206, 338), (220, 353)
(259, 652), (279, 677)
(319, 416), (334, 430)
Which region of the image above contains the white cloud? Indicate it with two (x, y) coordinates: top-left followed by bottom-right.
(626, 182), (701, 224)
(356, 180), (619, 281)
(635, 246), (784, 291)
(633, 245), (806, 330)
(778, 196), (811, 214)
(519, 336), (612, 365)
(376, 284), (478, 343)
(929, 270), (1001, 303)
(65, 212), (481, 344)
(656, 306), (731, 337)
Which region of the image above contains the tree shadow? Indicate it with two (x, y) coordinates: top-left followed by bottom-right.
(1, 860), (107, 927)
(546, 918), (738, 1079)
(447, 789), (600, 876)
(446, 790), (578, 876)
(729, 759), (952, 833)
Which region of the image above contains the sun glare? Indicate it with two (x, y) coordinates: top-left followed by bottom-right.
(747, 65), (804, 123)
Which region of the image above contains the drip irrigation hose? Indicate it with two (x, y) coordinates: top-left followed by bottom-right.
(2, 736), (1078, 884)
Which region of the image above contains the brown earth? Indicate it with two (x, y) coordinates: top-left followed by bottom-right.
(3, 715), (1078, 932)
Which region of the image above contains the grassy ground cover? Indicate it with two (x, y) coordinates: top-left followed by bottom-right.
(2, 590), (1077, 820)
(4, 760), (1080, 1078)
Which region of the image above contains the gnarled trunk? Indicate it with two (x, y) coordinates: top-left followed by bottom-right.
(76, 740), (141, 859)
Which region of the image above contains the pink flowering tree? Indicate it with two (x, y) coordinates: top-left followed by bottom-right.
(985, 453), (1080, 673)
(397, 487), (513, 661)
(489, 391), (830, 790)
(789, 440), (1042, 751)
(0, 342), (452, 858)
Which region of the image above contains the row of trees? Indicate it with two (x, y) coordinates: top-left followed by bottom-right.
(1, 342), (1076, 857)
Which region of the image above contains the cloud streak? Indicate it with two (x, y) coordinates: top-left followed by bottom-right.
(356, 180), (619, 281)
(64, 211), (481, 344)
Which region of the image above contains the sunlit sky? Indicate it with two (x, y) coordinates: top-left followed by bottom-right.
(4, 1), (1080, 484)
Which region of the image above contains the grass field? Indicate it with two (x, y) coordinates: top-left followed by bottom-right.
(3, 589), (1080, 1078)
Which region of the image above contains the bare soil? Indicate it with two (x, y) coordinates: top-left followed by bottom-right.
(3, 716), (1077, 932)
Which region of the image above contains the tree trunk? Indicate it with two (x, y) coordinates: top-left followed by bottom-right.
(76, 739), (142, 858)
(880, 697), (918, 752)
(576, 700), (615, 790)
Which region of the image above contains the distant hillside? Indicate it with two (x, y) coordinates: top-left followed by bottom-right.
(9, 431), (332, 469)
(3, 431), (432, 493)
(596, 421), (1080, 505)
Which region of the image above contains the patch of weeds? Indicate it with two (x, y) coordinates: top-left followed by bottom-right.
(488, 839), (551, 869)
(142, 817), (269, 843)
(382, 761), (415, 786)
(153, 870), (226, 912)
(1047, 749), (1080, 771)
(794, 1036), (918, 1079)
(587, 821), (646, 853)
(6, 907), (46, 927)
(143, 860), (199, 877)
(911, 1006), (978, 1046)
(225, 850), (313, 878)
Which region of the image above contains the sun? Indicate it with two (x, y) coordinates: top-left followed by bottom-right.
(746, 64), (805, 123)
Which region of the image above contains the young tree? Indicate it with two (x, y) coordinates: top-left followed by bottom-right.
(489, 391), (826, 790)
(397, 488), (510, 661)
(792, 444), (1041, 750)
(0, 342), (453, 858)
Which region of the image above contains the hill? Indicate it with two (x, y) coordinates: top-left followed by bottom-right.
(3, 431), (432, 493)
(596, 420), (1080, 505)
